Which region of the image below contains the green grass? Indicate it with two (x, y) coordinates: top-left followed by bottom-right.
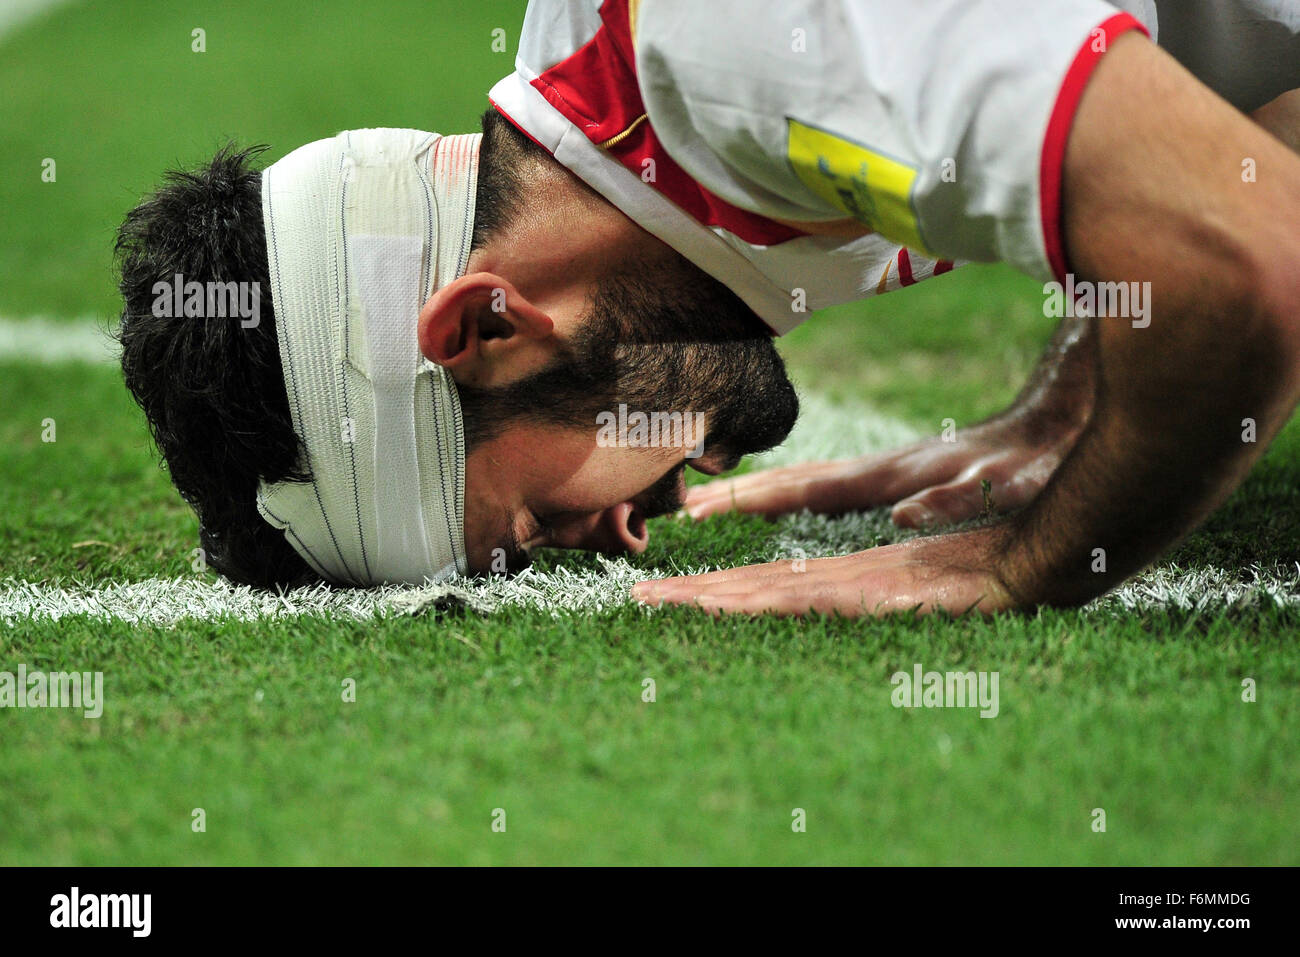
(0, 0), (527, 319)
(5, 606), (1296, 865)
(2, 0), (1298, 866)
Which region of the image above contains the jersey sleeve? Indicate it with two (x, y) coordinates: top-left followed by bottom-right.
(632, 0), (1150, 282)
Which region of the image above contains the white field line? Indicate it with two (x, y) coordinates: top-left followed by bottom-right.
(0, 0), (76, 45)
(0, 393), (920, 623)
(0, 317), (118, 364)
(2, 324), (1298, 622)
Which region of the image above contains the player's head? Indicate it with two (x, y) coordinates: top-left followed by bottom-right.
(115, 111), (797, 588)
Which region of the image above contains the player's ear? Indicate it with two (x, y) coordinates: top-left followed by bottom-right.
(417, 272), (556, 388)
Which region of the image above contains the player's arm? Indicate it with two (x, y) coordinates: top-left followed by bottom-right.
(686, 86), (1300, 531)
(637, 33), (1300, 616)
(995, 32), (1300, 606)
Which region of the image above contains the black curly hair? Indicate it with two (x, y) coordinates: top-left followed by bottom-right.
(115, 111), (536, 588)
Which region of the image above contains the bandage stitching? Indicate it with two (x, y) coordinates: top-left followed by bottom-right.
(258, 500), (331, 583)
(416, 150), (459, 564)
(337, 142), (373, 580)
(265, 165), (357, 583)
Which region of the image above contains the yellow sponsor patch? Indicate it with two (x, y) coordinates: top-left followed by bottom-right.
(786, 117), (929, 254)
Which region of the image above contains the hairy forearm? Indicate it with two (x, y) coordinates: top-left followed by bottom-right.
(998, 89), (1300, 450)
(999, 295), (1296, 606)
(991, 36), (1300, 607)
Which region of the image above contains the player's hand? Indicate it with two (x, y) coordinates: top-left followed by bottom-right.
(684, 416), (1082, 529)
(633, 525), (1018, 617)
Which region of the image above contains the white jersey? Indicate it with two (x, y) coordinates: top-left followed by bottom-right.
(489, 0), (1300, 334)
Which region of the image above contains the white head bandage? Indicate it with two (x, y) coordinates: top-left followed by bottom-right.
(256, 128), (480, 586)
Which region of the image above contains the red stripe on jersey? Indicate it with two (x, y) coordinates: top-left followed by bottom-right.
(897, 248), (915, 286)
(934, 259), (954, 275)
(523, 0), (805, 247)
(1040, 12), (1149, 283)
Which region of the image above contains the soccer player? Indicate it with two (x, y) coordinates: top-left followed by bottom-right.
(117, 1), (1300, 616)
(486, 0), (1300, 614)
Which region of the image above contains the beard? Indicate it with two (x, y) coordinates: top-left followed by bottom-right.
(457, 260), (800, 466)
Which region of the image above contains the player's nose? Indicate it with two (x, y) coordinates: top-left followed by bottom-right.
(547, 503), (648, 554)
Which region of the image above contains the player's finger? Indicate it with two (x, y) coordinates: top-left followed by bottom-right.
(684, 477), (821, 520)
(685, 447), (963, 520)
(633, 561), (794, 599)
(686, 580), (878, 617)
(891, 450), (1064, 527)
(891, 477), (991, 528)
(636, 547), (900, 600)
(684, 459), (863, 519)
